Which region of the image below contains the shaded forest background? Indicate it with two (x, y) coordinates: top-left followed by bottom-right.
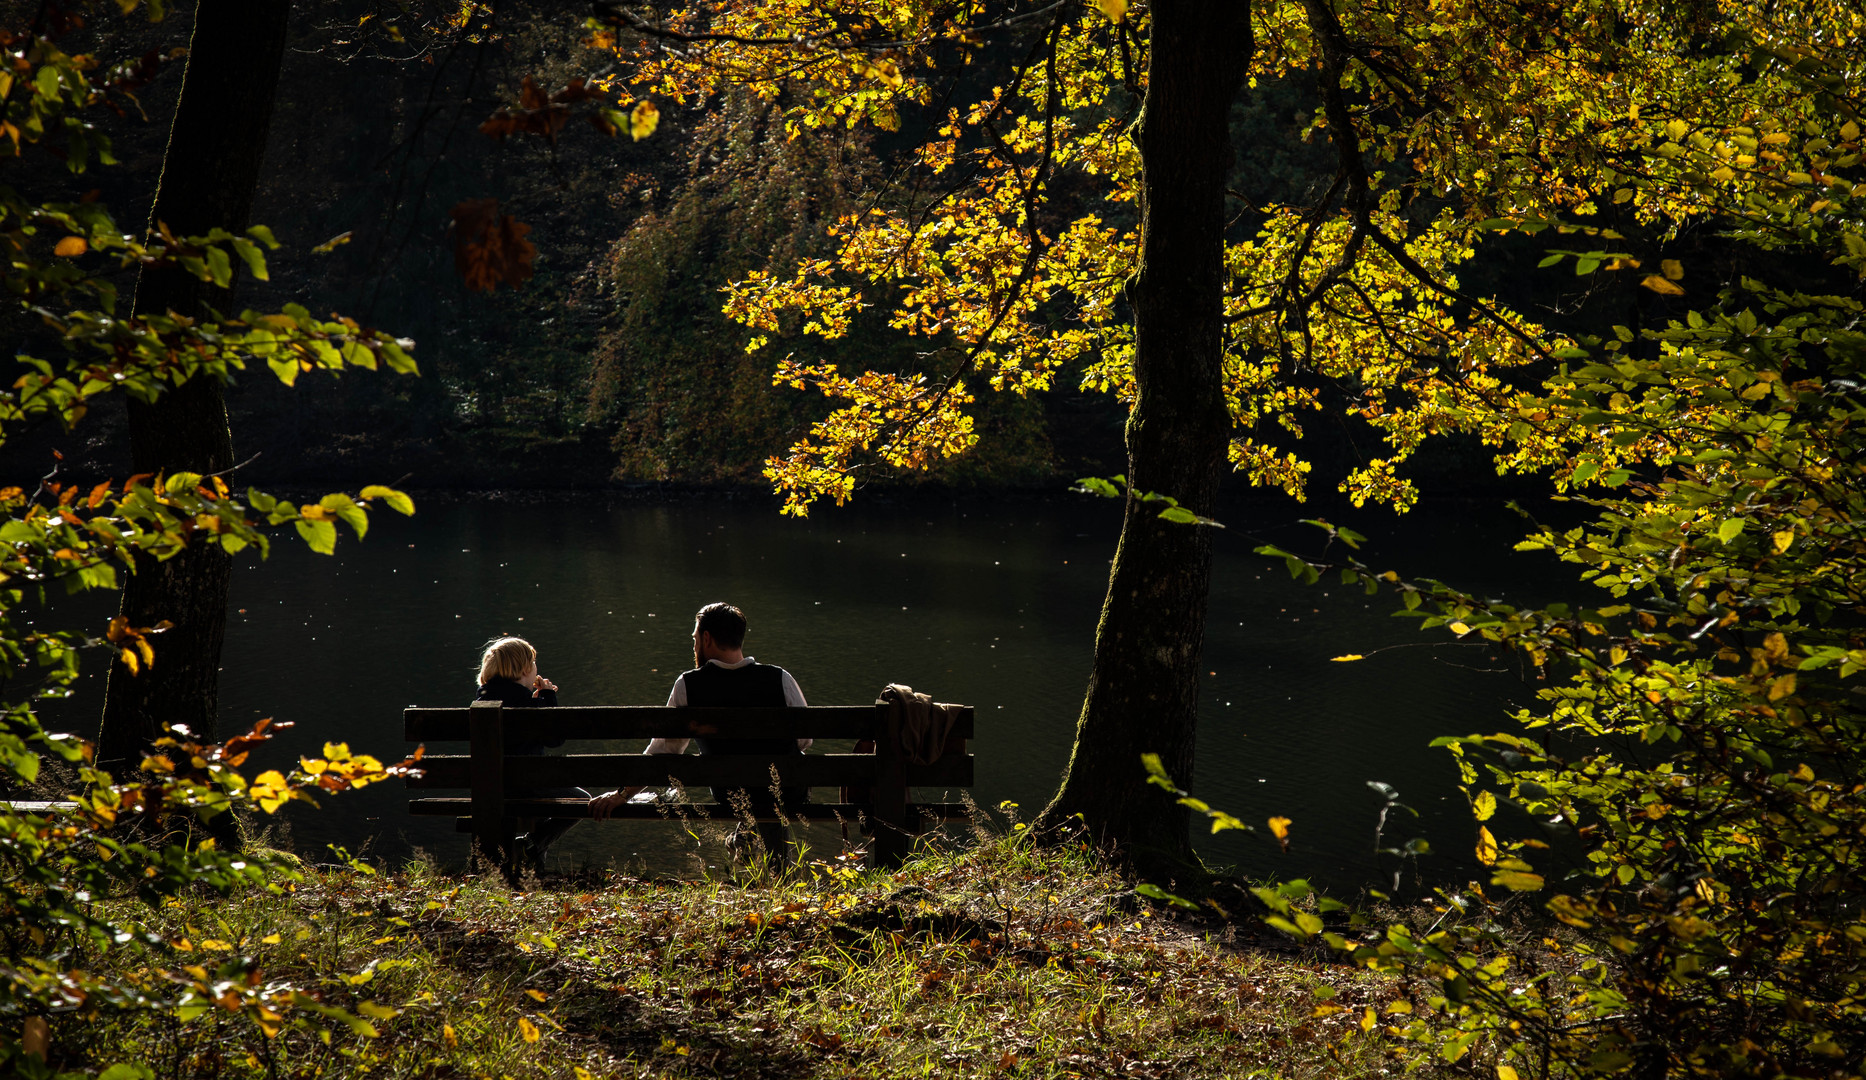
(1, 0), (1627, 494)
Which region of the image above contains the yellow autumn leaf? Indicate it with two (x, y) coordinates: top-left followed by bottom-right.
(525, 989), (547, 1002)
(1772, 530), (1794, 554)
(1448, 621), (1470, 635)
(1093, 0), (1128, 23)
(518, 1016), (541, 1043)
(629, 100), (659, 141)
(1474, 790), (1497, 821)
(1661, 258), (1684, 280)
(1476, 825), (1499, 865)
(1641, 275), (1685, 295)
(1268, 816), (1291, 840)
(53, 236), (87, 257)
(867, 58), (904, 88)
(1499, 1066), (1522, 1080)
(1492, 867), (1545, 891)
(1330, 653), (1364, 662)
(1843, 120), (1861, 142)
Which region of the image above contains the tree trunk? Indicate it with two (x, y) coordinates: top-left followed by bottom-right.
(95, 0), (292, 774)
(1039, 0), (1251, 881)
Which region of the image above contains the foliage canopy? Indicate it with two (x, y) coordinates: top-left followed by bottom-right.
(1, 3), (424, 1070)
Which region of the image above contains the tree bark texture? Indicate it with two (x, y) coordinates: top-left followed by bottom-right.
(1040, 0), (1251, 879)
(96, 0), (292, 773)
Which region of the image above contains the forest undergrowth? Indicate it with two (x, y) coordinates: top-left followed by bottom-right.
(45, 823), (1396, 1080)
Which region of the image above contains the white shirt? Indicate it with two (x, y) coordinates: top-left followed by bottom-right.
(644, 656), (810, 755)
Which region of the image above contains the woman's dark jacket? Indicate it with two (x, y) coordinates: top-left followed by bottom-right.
(474, 677), (562, 755)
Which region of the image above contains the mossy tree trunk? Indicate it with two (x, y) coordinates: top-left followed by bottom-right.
(1040, 0), (1251, 882)
(96, 0), (292, 774)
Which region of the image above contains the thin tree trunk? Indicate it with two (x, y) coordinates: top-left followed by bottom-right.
(95, 0), (292, 774)
(1039, 0), (1250, 882)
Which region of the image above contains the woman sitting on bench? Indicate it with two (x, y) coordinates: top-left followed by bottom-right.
(476, 636), (585, 868)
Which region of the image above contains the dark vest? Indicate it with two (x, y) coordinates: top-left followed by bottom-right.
(679, 662), (804, 808)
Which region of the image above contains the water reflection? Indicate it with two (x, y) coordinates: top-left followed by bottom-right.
(52, 492), (1580, 893)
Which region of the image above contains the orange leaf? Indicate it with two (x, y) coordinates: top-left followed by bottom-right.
(54, 236), (87, 257)
(450, 198), (536, 293)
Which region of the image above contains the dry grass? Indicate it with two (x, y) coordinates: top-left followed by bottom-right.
(48, 828), (1402, 1079)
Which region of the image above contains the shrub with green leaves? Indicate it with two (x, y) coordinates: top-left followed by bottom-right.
(1245, 125), (1866, 1080)
(0, 3), (423, 1073)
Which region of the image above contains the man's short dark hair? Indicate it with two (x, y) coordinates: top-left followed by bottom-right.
(695, 602), (747, 649)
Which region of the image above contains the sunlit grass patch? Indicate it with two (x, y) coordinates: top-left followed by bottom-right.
(54, 834), (1393, 1078)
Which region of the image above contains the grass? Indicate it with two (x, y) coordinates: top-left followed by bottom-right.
(43, 825), (1403, 1079)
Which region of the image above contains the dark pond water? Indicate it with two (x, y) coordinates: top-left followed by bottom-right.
(46, 491), (1583, 894)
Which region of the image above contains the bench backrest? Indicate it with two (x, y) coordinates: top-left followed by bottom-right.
(403, 702), (975, 866)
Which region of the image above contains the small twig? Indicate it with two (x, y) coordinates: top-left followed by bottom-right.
(27, 457), (61, 506)
(206, 451), (263, 479)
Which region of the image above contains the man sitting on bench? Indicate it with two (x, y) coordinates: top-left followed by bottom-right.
(589, 602), (809, 861)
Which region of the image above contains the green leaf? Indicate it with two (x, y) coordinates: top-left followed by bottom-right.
(1140, 752), (1178, 792)
(165, 471), (202, 494)
(1157, 506), (1198, 525)
(1492, 868), (1545, 892)
(1073, 476), (1120, 498)
(295, 517), (337, 555)
(1717, 518), (1746, 544)
(319, 493), (368, 538)
(246, 224), (280, 249)
(1263, 915), (1309, 938)
(204, 245), (233, 288)
(1441, 1030), (1480, 1061)
(360, 485), (415, 516)
(1133, 882), (1198, 910)
(230, 238), (269, 281)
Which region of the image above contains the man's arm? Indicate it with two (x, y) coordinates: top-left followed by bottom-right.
(590, 676), (691, 818)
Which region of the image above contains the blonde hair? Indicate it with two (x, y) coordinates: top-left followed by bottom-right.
(478, 636), (535, 685)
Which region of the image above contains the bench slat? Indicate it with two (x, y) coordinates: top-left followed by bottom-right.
(406, 752), (973, 790)
(408, 798), (972, 823)
(404, 705), (974, 742)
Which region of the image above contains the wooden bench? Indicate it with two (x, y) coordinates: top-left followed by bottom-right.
(403, 700), (975, 867)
